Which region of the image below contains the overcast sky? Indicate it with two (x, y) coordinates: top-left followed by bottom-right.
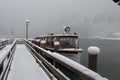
(0, 0), (120, 38)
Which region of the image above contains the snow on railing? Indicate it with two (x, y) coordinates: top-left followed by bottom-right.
(0, 40), (9, 50)
(25, 39), (108, 80)
(25, 40), (70, 80)
(0, 40), (17, 64)
(0, 40), (17, 80)
(47, 51), (108, 80)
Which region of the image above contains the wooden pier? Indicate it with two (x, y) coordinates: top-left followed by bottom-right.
(0, 39), (108, 80)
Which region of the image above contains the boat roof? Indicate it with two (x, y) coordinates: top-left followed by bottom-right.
(36, 34), (78, 39)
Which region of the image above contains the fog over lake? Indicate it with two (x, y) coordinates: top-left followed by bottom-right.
(0, 0), (120, 38)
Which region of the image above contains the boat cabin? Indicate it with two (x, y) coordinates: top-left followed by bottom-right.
(35, 34), (82, 53)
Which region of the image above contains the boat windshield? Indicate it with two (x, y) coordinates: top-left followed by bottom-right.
(60, 38), (78, 48)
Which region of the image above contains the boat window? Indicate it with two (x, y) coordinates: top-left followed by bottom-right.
(60, 38), (77, 48)
(46, 37), (58, 46)
(52, 37), (58, 46)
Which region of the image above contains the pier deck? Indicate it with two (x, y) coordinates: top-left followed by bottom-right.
(7, 44), (50, 80)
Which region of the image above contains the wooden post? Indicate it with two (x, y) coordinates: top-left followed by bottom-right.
(54, 41), (60, 52)
(35, 39), (40, 46)
(88, 54), (97, 72)
(40, 40), (46, 48)
(87, 46), (100, 72)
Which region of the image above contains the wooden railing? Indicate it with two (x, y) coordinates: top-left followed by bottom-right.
(0, 40), (17, 80)
(25, 40), (108, 80)
(25, 40), (70, 80)
(0, 40), (8, 50)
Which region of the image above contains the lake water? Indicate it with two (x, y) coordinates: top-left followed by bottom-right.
(80, 39), (120, 80)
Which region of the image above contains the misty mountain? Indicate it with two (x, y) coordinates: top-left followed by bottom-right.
(51, 13), (120, 38)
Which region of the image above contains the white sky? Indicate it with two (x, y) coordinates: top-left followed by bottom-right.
(0, 0), (120, 37)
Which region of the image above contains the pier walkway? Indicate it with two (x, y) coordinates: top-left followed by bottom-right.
(7, 44), (50, 80)
(0, 40), (108, 80)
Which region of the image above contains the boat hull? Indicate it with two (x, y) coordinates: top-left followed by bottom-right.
(60, 52), (81, 63)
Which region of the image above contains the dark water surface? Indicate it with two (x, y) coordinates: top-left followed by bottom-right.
(80, 39), (120, 80)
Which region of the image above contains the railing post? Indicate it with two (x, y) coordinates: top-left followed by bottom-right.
(87, 46), (100, 72)
(53, 60), (59, 68)
(0, 65), (3, 75)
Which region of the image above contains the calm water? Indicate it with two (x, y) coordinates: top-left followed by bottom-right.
(80, 39), (120, 80)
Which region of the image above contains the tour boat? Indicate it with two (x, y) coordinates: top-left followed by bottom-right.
(35, 26), (82, 54)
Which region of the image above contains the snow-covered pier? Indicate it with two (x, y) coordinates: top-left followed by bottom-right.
(7, 44), (51, 80)
(0, 39), (108, 80)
